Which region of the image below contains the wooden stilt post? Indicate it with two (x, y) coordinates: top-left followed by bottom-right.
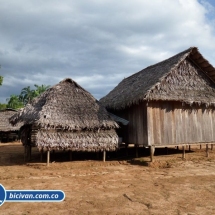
(69, 150), (72, 161)
(40, 149), (43, 162)
(47, 150), (50, 167)
(24, 145), (27, 161)
(26, 145), (30, 161)
(126, 144), (128, 156)
(182, 145), (186, 159)
(211, 144), (213, 151)
(103, 150), (106, 162)
(200, 144), (202, 149)
(29, 145), (32, 160)
(135, 144), (139, 158)
(206, 144), (209, 157)
(165, 147), (168, 155)
(177, 146), (179, 150)
(150, 146), (155, 162)
(189, 145), (191, 152)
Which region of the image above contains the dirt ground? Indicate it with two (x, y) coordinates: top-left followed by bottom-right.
(0, 142), (215, 215)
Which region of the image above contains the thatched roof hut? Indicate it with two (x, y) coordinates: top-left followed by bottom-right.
(100, 47), (215, 160)
(0, 109), (21, 132)
(101, 47), (215, 109)
(10, 78), (119, 153)
(0, 108), (22, 142)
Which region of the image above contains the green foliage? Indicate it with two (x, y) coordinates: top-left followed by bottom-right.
(0, 103), (7, 110)
(19, 84), (50, 106)
(34, 84), (50, 97)
(6, 84), (50, 108)
(0, 76), (3, 86)
(6, 95), (24, 109)
(0, 65), (3, 85)
(19, 86), (35, 106)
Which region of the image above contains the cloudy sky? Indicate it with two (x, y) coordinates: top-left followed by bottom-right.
(0, 0), (215, 103)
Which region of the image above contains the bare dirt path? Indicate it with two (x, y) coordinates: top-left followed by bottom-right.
(0, 142), (215, 215)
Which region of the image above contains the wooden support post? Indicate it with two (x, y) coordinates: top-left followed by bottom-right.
(182, 146), (186, 159)
(69, 150), (72, 161)
(135, 144), (139, 158)
(103, 150), (106, 162)
(29, 145), (32, 160)
(40, 149), (43, 162)
(206, 144), (209, 157)
(165, 147), (168, 155)
(176, 146), (179, 150)
(126, 144), (128, 156)
(211, 144), (213, 151)
(26, 145), (30, 161)
(200, 144), (202, 149)
(150, 146), (155, 162)
(47, 150), (50, 167)
(189, 145), (191, 152)
(24, 145), (27, 161)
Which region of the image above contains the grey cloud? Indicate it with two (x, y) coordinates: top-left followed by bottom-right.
(0, 0), (215, 103)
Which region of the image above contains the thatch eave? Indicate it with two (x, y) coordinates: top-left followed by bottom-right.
(100, 47), (215, 110)
(9, 78), (119, 131)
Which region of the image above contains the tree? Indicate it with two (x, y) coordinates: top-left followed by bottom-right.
(0, 65), (3, 86)
(0, 76), (3, 86)
(6, 84), (50, 108)
(19, 86), (35, 106)
(6, 95), (24, 109)
(0, 103), (7, 110)
(34, 84), (50, 96)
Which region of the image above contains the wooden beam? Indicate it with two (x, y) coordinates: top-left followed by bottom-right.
(206, 144), (209, 157)
(182, 146), (186, 159)
(29, 145), (32, 161)
(24, 145), (27, 162)
(47, 150), (50, 166)
(103, 150), (106, 162)
(150, 146), (155, 162)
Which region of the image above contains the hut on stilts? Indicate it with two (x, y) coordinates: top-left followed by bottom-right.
(100, 47), (215, 161)
(9, 78), (119, 165)
(0, 108), (22, 142)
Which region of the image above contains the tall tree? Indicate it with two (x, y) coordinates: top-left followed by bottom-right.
(0, 103), (7, 110)
(0, 76), (3, 86)
(34, 84), (50, 96)
(0, 65), (3, 85)
(19, 86), (35, 106)
(6, 95), (24, 109)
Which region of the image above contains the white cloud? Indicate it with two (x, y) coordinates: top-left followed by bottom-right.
(0, 0), (215, 103)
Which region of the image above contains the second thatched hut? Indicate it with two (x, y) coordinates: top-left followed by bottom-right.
(100, 47), (215, 160)
(0, 108), (22, 142)
(10, 78), (119, 163)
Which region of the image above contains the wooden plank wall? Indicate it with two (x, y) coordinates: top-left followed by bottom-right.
(113, 102), (148, 145)
(147, 101), (215, 146)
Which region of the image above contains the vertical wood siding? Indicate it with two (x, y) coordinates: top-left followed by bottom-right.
(113, 102), (148, 145)
(147, 101), (215, 146)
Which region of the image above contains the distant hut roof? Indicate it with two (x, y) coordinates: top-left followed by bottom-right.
(100, 47), (215, 110)
(9, 78), (119, 151)
(0, 108), (22, 132)
(10, 78), (118, 130)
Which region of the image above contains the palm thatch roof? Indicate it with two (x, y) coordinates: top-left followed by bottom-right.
(100, 47), (215, 110)
(0, 108), (22, 132)
(9, 78), (119, 151)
